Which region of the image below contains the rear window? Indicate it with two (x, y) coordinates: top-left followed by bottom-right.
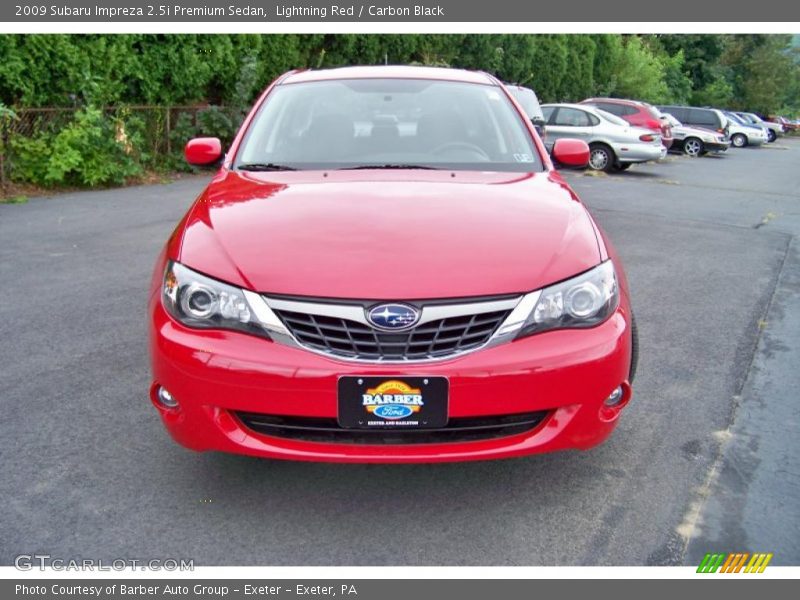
(642, 103), (662, 119)
(659, 106), (688, 122)
(591, 102), (627, 117)
(689, 109), (719, 127)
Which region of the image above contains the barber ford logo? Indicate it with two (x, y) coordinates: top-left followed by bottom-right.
(367, 303), (419, 330)
(362, 380), (424, 420)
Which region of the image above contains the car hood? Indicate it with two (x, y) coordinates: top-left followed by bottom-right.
(177, 170), (601, 300)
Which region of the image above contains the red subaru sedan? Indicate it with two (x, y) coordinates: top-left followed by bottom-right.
(148, 66), (637, 463)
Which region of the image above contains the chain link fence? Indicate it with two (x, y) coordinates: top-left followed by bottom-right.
(0, 105), (241, 189)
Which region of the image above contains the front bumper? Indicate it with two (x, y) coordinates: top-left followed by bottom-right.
(149, 294), (633, 463)
(705, 141), (730, 153)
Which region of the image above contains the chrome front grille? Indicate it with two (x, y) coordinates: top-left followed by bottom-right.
(272, 308), (512, 361)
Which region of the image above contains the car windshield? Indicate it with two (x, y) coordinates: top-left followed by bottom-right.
(664, 113), (681, 127)
(594, 109), (628, 127)
(236, 78), (542, 172)
(727, 113), (746, 125)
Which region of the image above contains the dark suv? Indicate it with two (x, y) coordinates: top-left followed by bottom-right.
(656, 106), (729, 137)
(581, 97), (673, 149)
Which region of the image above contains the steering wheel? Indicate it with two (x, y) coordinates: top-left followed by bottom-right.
(430, 141), (491, 160)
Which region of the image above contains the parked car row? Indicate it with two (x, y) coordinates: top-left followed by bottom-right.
(539, 103), (665, 172)
(508, 85), (785, 172)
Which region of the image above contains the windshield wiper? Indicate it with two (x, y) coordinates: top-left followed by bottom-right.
(237, 163), (298, 171)
(338, 164), (440, 170)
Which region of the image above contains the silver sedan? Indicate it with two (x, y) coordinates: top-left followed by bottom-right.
(541, 103), (667, 172)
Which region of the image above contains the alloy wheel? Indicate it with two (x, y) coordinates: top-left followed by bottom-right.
(684, 138), (703, 157)
(589, 147), (611, 171)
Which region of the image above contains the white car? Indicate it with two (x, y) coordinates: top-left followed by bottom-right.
(541, 103), (666, 172)
(662, 113), (730, 157)
(724, 112), (767, 148)
(736, 112), (782, 142)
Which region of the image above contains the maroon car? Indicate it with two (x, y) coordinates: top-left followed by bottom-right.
(767, 116), (798, 133)
(581, 97), (674, 150)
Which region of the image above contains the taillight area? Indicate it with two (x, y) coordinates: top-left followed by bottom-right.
(645, 119), (661, 131)
(639, 133), (656, 142)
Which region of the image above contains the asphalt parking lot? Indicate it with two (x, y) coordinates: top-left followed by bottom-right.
(1, 140), (798, 566)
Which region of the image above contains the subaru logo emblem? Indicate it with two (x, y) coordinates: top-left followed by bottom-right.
(367, 303), (420, 330)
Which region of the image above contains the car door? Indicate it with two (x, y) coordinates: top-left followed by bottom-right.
(543, 106), (596, 151)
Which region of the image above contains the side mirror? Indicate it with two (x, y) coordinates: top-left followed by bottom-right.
(551, 138), (590, 168)
(185, 137), (222, 166)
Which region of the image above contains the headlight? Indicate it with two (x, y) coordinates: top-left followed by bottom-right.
(162, 261), (268, 338)
(517, 261), (619, 338)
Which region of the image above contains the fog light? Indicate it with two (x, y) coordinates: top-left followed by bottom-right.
(156, 386), (179, 409)
(604, 386), (624, 407)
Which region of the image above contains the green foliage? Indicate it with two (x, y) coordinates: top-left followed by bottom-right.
(722, 35), (795, 114)
(0, 102), (17, 161)
(607, 36), (669, 103)
(660, 50), (693, 104)
(528, 35), (569, 101)
(2, 33), (797, 112)
(0, 194), (28, 204)
(691, 74), (734, 108)
(0, 102), (17, 121)
(9, 107), (142, 187)
(8, 135), (51, 183)
(2, 33), (798, 189)
(591, 35), (622, 97)
(659, 35), (727, 91)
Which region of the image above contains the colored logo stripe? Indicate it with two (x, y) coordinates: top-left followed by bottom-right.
(697, 553), (725, 573)
(745, 553), (773, 573)
(697, 552), (773, 573)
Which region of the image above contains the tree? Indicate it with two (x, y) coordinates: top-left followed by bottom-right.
(608, 36), (669, 102)
(722, 35), (794, 113)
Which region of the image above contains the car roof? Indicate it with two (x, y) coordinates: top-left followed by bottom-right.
(659, 105), (724, 115)
(583, 97), (646, 107)
(542, 103), (596, 111)
(505, 83), (535, 92)
(282, 65), (497, 86)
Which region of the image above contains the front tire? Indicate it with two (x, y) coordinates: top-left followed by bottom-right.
(683, 137), (704, 157)
(767, 129), (777, 143)
(732, 133), (747, 148)
(588, 143), (615, 172)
